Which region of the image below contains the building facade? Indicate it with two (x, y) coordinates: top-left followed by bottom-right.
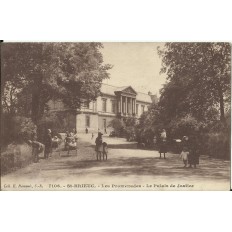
(49, 84), (156, 133)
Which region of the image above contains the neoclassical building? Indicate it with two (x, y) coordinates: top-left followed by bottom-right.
(49, 84), (157, 133)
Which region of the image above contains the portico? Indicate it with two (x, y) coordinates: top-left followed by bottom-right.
(115, 86), (137, 117)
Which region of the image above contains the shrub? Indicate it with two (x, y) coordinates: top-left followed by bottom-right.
(13, 116), (37, 142)
(125, 126), (136, 141)
(108, 118), (125, 137)
(1, 143), (32, 175)
(37, 111), (75, 142)
(1, 114), (37, 146)
(205, 118), (230, 159)
(168, 115), (205, 139)
(206, 132), (230, 159)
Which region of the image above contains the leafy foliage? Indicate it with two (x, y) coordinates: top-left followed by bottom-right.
(168, 115), (205, 139)
(158, 42), (231, 121)
(1, 115), (37, 146)
(1, 43), (112, 147)
(136, 43), (231, 158)
(2, 43), (112, 124)
(108, 118), (125, 136)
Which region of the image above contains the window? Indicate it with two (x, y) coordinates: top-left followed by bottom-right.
(92, 101), (96, 112)
(111, 100), (116, 113)
(86, 115), (90, 127)
(83, 101), (90, 109)
(136, 104), (139, 115)
(102, 98), (107, 112)
(141, 105), (145, 114)
(103, 119), (106, 129)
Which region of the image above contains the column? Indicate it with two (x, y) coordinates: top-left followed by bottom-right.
(131, 98), (133, 114)
(132, 98), (135, 114)
(125, 97), (128, 114)
(134, 98), (136, 114)
(128, 97), (130, 114)
(120, 95), (122, 114)
(134, 98), (136, 115)
(118, 97), (120, 113)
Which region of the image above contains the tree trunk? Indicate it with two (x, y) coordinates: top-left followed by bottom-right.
(217, 83), (225, 122)
(31, 74), (42, 125)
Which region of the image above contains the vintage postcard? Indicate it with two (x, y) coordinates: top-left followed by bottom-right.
(1, 42), (231, 191)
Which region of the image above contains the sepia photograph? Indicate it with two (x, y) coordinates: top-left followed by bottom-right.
(1, 42), (231, 191)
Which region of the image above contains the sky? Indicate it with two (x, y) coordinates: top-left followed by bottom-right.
(101, 42), (167, 96)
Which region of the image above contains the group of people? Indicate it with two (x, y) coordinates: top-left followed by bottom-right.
(28, 127), (199, 168)
(95, 132), (108, 161)
(28, 129), (53, 163)
(158, 129), (200, 168)
(29, 128), (80, 162)
(180, 135), (199, 168)
(64, 129), (78, 151)
(28, 128), (109, 163)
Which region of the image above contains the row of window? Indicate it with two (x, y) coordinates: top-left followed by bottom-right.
(53, 99), (146, 115)
(102, 98), (145, 115)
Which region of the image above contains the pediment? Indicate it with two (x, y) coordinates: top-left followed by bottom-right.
(120, 86), (137, 95)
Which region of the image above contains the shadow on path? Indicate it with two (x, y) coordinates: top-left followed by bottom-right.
(89, 143), (138, 150)
(42, 154), (230, 181)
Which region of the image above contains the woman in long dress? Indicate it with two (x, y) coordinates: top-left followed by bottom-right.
(95, 132), (103, 161)
(159, 129), (167, 159)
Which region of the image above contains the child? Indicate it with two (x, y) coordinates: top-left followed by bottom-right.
(102, 142), (108, 161)
(180, 147), (189, 168)
(52, 136), (59, 149)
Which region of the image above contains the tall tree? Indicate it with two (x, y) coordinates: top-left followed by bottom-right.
(2, 43), (112, 124)
(158, 43), (231, 122)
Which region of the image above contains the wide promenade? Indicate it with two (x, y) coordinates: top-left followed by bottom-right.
(1, 134), (230, 191)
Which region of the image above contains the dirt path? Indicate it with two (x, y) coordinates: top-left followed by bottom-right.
(1, 134), (230, 191)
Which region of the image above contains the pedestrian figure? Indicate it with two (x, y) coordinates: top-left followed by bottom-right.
(67, 138), (77, 155)
(159, 129), (167, 159)
(70, 131), (74, 137)
(44, 129), (52, 159)
(52, 136), (59, 149)
(102, 142), (108, 160)
(104, 128), (107, 134)
(73, 131), (78, 142)
(91, 133), (94, 139)
(85, 128), (89, 134)
(180, 147), (189, 168)
(95, 132), (103, 161)
(65, 131), (71, 138)
(188, 136), (200, 168)
(64, 133), (72, 150)
(28, 140), (45, 163)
